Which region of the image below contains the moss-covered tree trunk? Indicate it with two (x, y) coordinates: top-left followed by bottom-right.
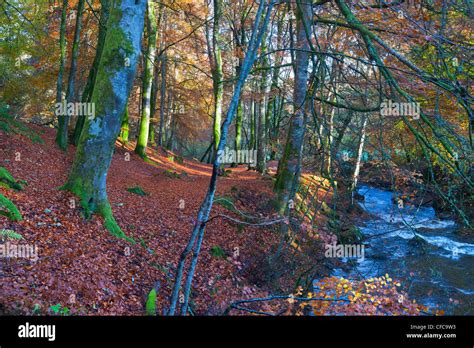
(234, 102), (243, 153)
(56, 0), (85, 150)
(120, 103), (130, 144)
(73, 0), (110, 146)
(64, 0), (147, 240)
(212, 0), (224, 154)
(135, 1), (158, 158)
(274, 0), (312, 214)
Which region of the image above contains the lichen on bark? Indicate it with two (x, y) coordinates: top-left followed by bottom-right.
(63, 0), (147, 242)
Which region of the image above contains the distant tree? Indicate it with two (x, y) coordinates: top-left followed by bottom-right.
(55, 0), (85, 150)
(135, 0), (159, 158)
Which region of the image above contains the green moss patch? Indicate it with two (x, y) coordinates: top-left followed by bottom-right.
(127, 186), (149, 196)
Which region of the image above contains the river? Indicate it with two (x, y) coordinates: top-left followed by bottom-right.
(329, 185), (474, 315)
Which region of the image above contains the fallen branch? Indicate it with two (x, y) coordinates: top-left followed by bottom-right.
(204, 213), (286, 227)
(225, 295), (351, 315)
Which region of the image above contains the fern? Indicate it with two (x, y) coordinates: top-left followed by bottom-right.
(0, 167), (23, 191)
(0, 103), (43, 144)
(0, 193), (23, 221)
(0, 229), (23, 240)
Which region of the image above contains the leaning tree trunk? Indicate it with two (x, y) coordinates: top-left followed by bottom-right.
(256, 30), (270, 174)
(232, 19), (246, 166)
(274, 0), (312, 215)
(55, 0), (85, 150)
(135, 1), (158, 158)
(168, 0), (275, 316)
(64, 0), (147, 240)
(55, 0), (68, 106)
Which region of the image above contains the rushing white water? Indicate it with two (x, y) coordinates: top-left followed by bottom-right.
(357, 185), (474, 257)
(328, 185), (474, 314)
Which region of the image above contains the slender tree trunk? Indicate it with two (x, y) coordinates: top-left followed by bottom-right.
(256, 31), (270, 174)
(64, 0), (147, 240)
(212, 0), (224, 154)
(73, 0), (110, 145)
(158, 54), (167, 146)
(232, 20), (246, 166)
(234, 101), (243, 154)
(249, 98), (256, 152)
(149, 3), (165, 147)
(164, 85), (173, 147)
(149, 62), (159, 146)
(56, 0), (85, 150)
(55, 0), (68, 106)
(167, 113), (176, 150)
(270, 95), (284, 160)
(135, 1), (158, 158)
(120, 103), (130, 144)
(265, 13), (283, 162)
(352, 114), (368, 203)
(274, 0), (312, 214)
(325, 101), (336, 177)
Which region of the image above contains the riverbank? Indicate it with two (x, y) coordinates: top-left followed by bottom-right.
(1, 125), (442, 316)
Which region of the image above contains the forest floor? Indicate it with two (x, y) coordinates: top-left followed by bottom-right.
(1, 126), (334, 315)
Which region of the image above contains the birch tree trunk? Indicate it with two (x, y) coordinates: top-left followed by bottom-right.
(352, 114), (368, 203)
